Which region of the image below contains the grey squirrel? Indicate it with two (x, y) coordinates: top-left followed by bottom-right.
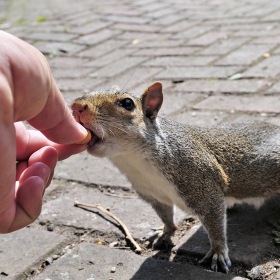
(71, 82), (280, 273)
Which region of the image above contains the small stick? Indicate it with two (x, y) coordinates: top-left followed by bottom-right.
(74, 201), (142, 253)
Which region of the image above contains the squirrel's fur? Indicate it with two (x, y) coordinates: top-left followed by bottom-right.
(71, 82), (280, 273)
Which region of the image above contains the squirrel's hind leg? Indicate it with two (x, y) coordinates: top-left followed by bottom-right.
(138, 194), (177, 248)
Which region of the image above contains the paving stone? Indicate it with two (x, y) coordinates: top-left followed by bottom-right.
(215, 44), (275, 66)
(234, 29), (280, 37)
(133, 47), (201, 56)
(172, 25), (214, 40)
(48, 56), (90, 68)
(242, 55), (280, 78)
(193, 95), (280, 113)
(151, 13), (187, 26)
(75, 29), (122, 45)
(127, 39), (187, 49)
(174, 199), (280, 268)
(172, 110), (229, 127)
(143, 56), (217, 67)
(38, 181), (186, 240)
(174, 79), (269, 94)
(100, 66), (164, 93)
(159, 92), (204, 117)
(0, 228), (68, 278)
(76, 39), (128, 58)
(90, 56), (148, 78)
(252, 36), (280, 44)
(104, 14), (151, 24)
(33, 242), (234, 280)
(117, 31), (166, 41)
(51, 67), (94, 79)
(70, 21), (112, 35)
(54, 152), (130, 187)
(186, 31), (228, 46)
(57, 77), (102, 92)
(113, 23), (161, 33)
(33, 41), (86, 55)
(265, 81), (280, 95)
(21, 31), (78, 42)
(85, 48), (136, 67)
(155, 66), (243, 80)
(98, 4), (144, 16)
(160, 20), (200, 33)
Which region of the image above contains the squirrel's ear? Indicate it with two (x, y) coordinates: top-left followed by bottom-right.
(142, 82), (163, 122)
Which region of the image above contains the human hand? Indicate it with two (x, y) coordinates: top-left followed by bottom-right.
(0, 31), (88, 233)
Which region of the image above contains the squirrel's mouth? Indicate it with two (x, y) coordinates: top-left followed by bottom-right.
(87, 129), (100, 148)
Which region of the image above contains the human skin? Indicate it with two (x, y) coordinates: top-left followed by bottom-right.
(0, 31), (88, 233)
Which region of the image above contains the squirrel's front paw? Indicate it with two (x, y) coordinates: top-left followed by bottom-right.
(199, 249), (231, 274)
(145, 226), (175, 249)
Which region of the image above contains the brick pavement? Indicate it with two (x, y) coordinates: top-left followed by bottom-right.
(2, 0), (280, 279)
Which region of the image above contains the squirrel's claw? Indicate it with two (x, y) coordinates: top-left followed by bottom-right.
(199, 250), (231, 274)
(145, 229), (174, 249)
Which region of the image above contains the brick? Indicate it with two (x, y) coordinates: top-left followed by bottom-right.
(117, 31), (165, 41)
(21, 31), (78, 41)
(151, 13), (187, 26)
(33, 41), (86, 55)
(70, 21), (112, 35)
(215, 44), (274, 66)
(160, 20), (200, 33)
(113, 23), (161, 33)
(37, 181), (185, 239)
(76, 40), (127, 58)
(174, 79), (268, 94)
(261, 10), (280, 21)
(128, 39), (187, 48)
(51, 67), (94, 79)
(57, 77), (102, 92)
(98, 5), (144, 16)
(193, 95), (280, 113)
(33, 242), (232, 280)
(0, 228), (67, 278)
(90, 56), (147, 78)
(143, 56), (217, 67)
(55, 152), (130, 187)
(159, 92), (204, 117)
(137, 2), (170, 12)
(234, 29), (280, 37)
(133, 47), (201, 56)
(265, 81), (280, 95)
(145, 7), (177, 18)
(252, 36), (280, 44)
(172, 25), (213, 39)
(104, 14), (151, 24)
(75, 29), (122, 45)
(48, 57), (90, 68)
(155, 66), (242, 80)
(186, 31), (228, 46)
(172, 110), (229, 127)
(102, 66), (165, 93)
(242, 55), (280, 78)
(85, 48), (136, 67)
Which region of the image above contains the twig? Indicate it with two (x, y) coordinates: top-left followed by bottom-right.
(74, 201), (142, 253)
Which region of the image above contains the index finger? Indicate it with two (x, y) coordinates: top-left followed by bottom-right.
(0, 31), (87, 144)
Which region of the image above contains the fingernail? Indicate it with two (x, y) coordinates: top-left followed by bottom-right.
(77, 122), (88, 134)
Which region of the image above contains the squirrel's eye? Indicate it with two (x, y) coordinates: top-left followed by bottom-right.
(119, 98), (135, 111)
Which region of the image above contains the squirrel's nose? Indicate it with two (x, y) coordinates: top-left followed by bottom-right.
(71, 103), (88, 114)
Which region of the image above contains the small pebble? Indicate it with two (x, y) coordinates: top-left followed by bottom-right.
(263, 53), (270, 58)
(111, 267), (116, 273)
(52, 255), (59, 260)
(45, 257), (53, 265)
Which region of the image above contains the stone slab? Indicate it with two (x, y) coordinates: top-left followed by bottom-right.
(38, 181), (186, 240)
(33, 242), (235, 280)
(174, 79), (268, 94)
(155, 66), (242, 80)
(54, 152), (131, 187)
(193, 95), (280, 113)
(174, 199), (280, 269)
(0, 228), (67, 278)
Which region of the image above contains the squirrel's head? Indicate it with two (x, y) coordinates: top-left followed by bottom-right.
(71, 82), (163, 157)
